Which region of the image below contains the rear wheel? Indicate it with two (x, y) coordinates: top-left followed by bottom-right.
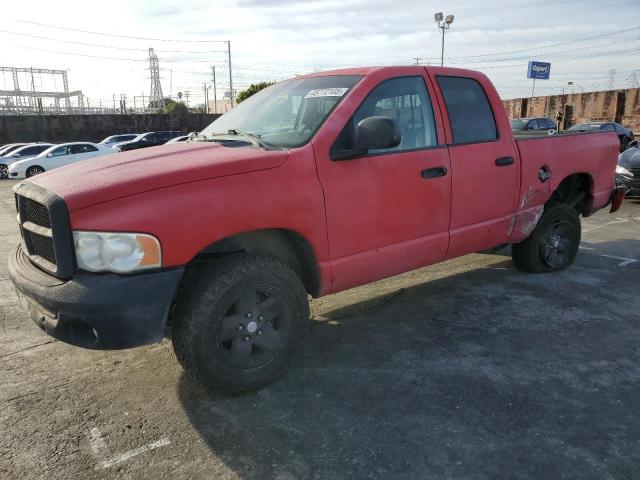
(512, 202), (581, 273)
(26, 166), (45, 177)
(172, 253), (310, 393)
(0, 164), (7, 179)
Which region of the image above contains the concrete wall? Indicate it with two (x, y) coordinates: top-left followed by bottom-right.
(0, 113), (221, 144)
(502, 88), (640, 132)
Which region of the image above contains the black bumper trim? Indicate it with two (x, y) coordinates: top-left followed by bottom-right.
(8, 245), (184, 350)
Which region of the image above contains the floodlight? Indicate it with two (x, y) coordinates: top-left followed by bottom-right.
(445, 14), (454, 24)
(434, 12), (444, 22)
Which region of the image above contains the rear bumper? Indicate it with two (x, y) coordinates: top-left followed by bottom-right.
(609, 185), (626, 213)
(8, 244), (184, 350)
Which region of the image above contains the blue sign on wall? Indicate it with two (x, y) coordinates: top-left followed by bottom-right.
(527, 61), (551, 80)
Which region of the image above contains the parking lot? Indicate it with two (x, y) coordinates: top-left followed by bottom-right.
(0, 178), (639, 479)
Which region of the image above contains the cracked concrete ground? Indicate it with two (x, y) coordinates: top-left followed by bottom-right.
(0, 178), (639, 480)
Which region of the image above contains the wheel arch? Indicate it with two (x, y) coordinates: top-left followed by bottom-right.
(549, 172), (593, 215)
(189, 228), (321, 297)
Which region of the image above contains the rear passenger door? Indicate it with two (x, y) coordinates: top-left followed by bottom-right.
(71, 144), (98, 162)
(432, 74), (520, 257)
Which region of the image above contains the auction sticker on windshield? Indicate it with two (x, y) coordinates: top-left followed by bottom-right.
(304, 88), (349, 98)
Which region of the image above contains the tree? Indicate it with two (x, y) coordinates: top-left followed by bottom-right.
(162, 98), (188, 115)
(236, 82), (276, 103)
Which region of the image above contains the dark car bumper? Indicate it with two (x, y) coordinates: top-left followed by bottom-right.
(620, 176), (640, 195)
(8, 245), (184, 350)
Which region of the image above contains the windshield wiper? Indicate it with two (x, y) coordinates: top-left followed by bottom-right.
(224, 129), (269, 149)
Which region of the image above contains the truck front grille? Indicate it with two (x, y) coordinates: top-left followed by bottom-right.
(22, 197), (52, 228)
(14, 183), (75, 278)
(18, 196), (57, 267)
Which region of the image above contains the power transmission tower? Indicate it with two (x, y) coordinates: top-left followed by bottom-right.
(607, 68), (617, 90)
(211, 66), (217, 114)
(148, 48), (165, 110)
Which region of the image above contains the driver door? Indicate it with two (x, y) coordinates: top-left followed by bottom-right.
(47, 145), (75, 168)
(313, 74), (452, 292)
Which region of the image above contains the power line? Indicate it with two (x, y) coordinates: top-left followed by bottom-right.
(415, 24), (640, 61)
(448, 36), (640, 64)
(13, 19), (229, 43)
(0, 28), (227, 54)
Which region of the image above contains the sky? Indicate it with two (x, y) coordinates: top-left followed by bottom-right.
(1, 0), (639, 106)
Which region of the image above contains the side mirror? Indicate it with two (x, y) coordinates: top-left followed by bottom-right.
(141, 137), (148, 143)
(46, 153), (53, 158)
(354, 116), (401, 152)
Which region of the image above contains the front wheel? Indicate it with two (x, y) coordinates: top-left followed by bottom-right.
(512, 202), (581, 273)
(26, 166), (45, 177)
(0, 164), (7, 179)
(172, 253), (310, 393)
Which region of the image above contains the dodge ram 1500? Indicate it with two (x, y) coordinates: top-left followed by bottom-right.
(9, 66), (625, 392)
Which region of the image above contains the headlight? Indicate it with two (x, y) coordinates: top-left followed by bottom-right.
(73, 231), (161, 273)
(616, 164), (632, 176)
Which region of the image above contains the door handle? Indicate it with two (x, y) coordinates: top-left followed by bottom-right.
(495, 156), (514, 166)
(421, 166), (448, 179)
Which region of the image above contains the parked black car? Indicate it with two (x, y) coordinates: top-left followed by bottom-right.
(116, 131), (184, 152)
(510, 117), (557, 132)
(617, 142), (640, 196)
(567, 122), (635, 152)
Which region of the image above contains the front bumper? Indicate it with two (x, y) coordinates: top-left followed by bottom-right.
(8, 245), (184, 350)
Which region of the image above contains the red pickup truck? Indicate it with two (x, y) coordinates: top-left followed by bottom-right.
(9, 66), (624, 392)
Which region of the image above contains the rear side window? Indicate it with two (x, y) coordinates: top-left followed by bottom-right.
(20, 146), (42, 155)
(528, 120), (539, 130)
(437, 76), (497, 144)
(71, 144), (98, 154)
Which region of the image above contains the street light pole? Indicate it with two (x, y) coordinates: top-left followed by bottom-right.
(434, 12), (455, 67)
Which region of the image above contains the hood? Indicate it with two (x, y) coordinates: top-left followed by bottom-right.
(618, 146), (640, 166)
(29, 142), (289, 211)
(4, 155), (36, 167)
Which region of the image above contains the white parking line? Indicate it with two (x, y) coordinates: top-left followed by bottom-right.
(88, 427), (171, 470)
(579, 248), (638, 267)
(97, 437), (171, 469)
(583, 218), (629, 233)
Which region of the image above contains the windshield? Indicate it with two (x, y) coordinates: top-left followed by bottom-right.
(198, 75), (362, 148)
(510, 119), (528, 130)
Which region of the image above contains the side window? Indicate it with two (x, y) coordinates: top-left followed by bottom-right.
(613, 124), (625, 134)
(528, 120), (539, 130)
(71, 144), (94, 154)
(331, 76), (438, 156)
(600, 124), (615, 132)
(50, 146), (70, 157)
(145, 134), (157, 142)
(21, 146), (38, 155)
(84, 144), (98, 152)
(157, 132), (171, 141)
(437, 76), (497, 144)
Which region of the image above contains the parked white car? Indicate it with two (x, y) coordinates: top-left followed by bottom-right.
(165, 135), (190, 144)
(99, 133), (139, 147)
(8, 142), (118, 179)
(0, 143), (53, 178)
